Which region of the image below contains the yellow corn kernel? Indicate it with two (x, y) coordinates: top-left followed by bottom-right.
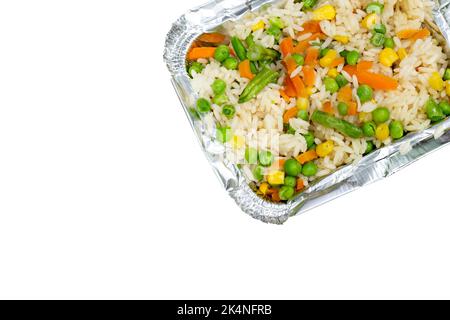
(376, 123), (390, 141)
(267, 171), (285, 186)
(358, 112), (372, 123)
(306, 87), (315, 96)
(231, 135), (245, 149)
(334, 35), (349, 44)
(379, 48), (399, 67)
(296, 97), (309, 110)
(398, 48), (407, 60)
(251, 20), (265, 31)
(259, 182), (270, 195)
(316, 140), (334, 157)
(445, 80), (450, 96)
(327, 68), (338, 78)
(361, 13), (378, 30)
(312, 5), (336, 21)
(319, 49), (337, 68)
(429, 72), (444, 91)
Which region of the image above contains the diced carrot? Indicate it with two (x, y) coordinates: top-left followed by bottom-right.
(348, 101), (358, 116)
(280, 37), (294, 57)
(296, 178), (305, 192)
(410, 28), (430, 41)
(271, 190), (281, 202)
(337, 85), (353, 103)
(296, 150), (318, 165)
(397, 29), (419, 39)
(187, 47), (216, 60)
(356, 70), (399, 90)
(305, 47), (320, 66)
(299, 20), (322, 35)
(302, 65), (316, 87)
(357, 60), (373, 72)
(197, 33), (226, 43)
(284, 56), (298, 75)
(343, 65), (357, 77)
(293, 40), (310, 54)
(284, 76), (297, 97)
(279, 89), (290, 102)
(323, 101), (333, 114)
(278, 159), (286, 168)
(239, 59), (254, 80)
(283, 107), (299, 124)
(291, 75), (307, 97)
(329, 57), (345, 68)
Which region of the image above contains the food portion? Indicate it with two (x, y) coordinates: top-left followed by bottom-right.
(186, 0), (449, 202)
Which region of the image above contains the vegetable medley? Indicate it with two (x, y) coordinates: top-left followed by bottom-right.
(186, 1), (450, 203)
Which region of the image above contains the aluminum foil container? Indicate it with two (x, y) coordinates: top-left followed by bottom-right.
(164, 0), (450, 224)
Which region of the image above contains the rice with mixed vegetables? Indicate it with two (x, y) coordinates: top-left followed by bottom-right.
(187, 0), (450, 202)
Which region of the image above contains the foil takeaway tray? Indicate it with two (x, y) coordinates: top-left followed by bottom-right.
(164, 0), (450, 224)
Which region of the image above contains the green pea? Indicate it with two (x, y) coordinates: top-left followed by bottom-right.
(320, 48), (330, 58)
(370, 33), (385, 47)
(259, 150), (274, 167)
(383, 37), (395, 49)
(245, 148), (258, 164)
(267, 25), (282, 41)
(216, 126), (231, 143)
(284, 159), (302, 177)
(438, 101), (450, 116)
(444, 68), (450, 81)
(303, 132), (315, 149)
(222, 105), (236, 119)
(425, 98), (445, 122)
(362, 121), (376, 137)
(366, 2), (384, 14)
(188, 62), (204, 77)
(297, 109), (309, 121)
(373, 24), (387, 35)
(279, 186), (295, 201)
(389, 120), (404, 139)
(196, 98), (211, 113)
(335, 74), (349, 88)
(269, 17), (285, 29)
(346, 50), (360, 66)
(213, 93), (228, 106)
(284, 176), (297, 188)
(337, 102), (349, 116)
(301, 0), (318, 10)
(357, 85), (373, 103)
(291, 53), (304, 66)
(365, 140), (375, 154)
(214, 45), (230, 62)
(253, 165), (265, 181)
(339, 50), (349, 58)
(302, 161), (318, 177)
(211, 79), (226, 95)
(372, 107), (390, 124)
(324, 77), (339, 93)
(223, 57), (239, 70)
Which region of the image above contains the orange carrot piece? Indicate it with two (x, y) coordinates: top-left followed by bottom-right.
(278, 159), (286, 168)
(280, 37), (294, 57)
(187, 47), (216, 60)
(293, 40), (310, 54)
(348, 101), (358, 116)
(305, 47), (319, 66)
(296, 178), (305, 192)
(296, 150), (318, 165)
(337, 85), (353, 103)
(197, 33), (226, 43)
(283, 107), (299, 124)
(284, 56), (298, 75)
(291, 75), (307, 97)
(410, 28), (430, 41)
(284, 77), (297, 97)
(299, 20), (322, 35)
(239, 59), (254, 80)
(357, 60), (373, 72)
(329, 57), (345, 68)
(343, 65), (357, 77)
(397, 29), (419, 39)
(271, 190), (281, 202)
(279, 89), (290, 102)
(323, 101), (333, 114)
(356, 71), (399, 90)
(302, 65), (316, 87)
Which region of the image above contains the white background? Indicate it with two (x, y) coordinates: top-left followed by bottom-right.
(0, 0), (449, 300)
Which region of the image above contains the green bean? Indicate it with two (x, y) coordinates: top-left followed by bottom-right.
(231, 36), (247, 61)
(245, 34), (255, 47)
(303, 132), (315, 149)
(239, 68), (280, 103)
(250, 61), (258, 74)
(311, 110), (363, 138)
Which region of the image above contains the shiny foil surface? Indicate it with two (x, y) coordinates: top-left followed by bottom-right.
(164, 0), (450, 224)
